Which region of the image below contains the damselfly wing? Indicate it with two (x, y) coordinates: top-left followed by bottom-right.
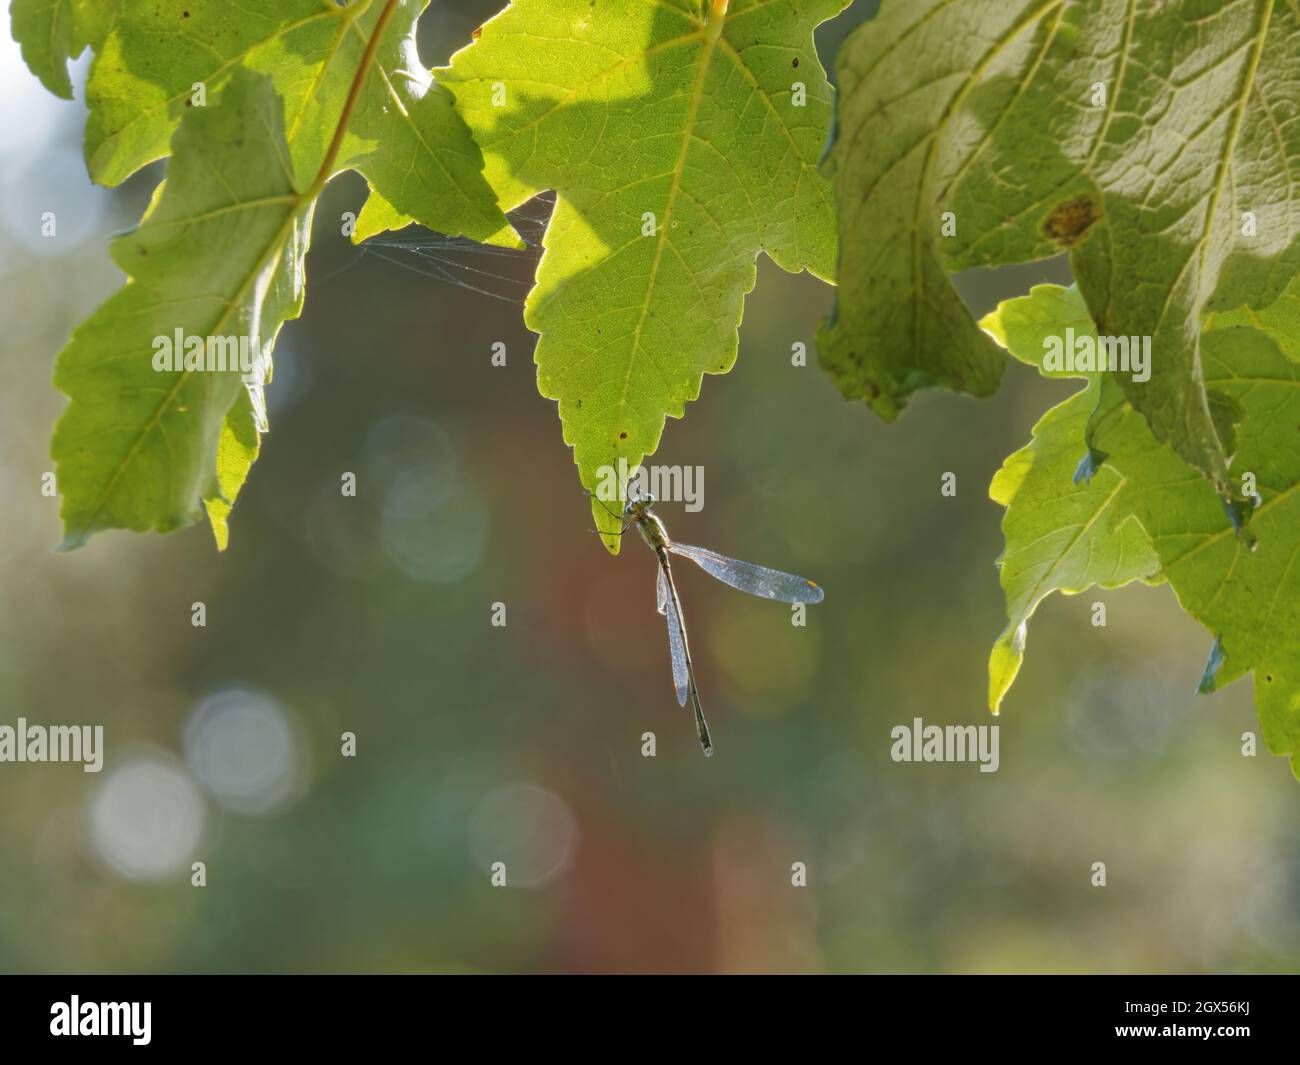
(656, 565), (689, 708)
(666, 542), (825, 604)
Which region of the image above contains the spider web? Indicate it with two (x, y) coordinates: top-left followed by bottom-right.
(349, 192), (555, 302)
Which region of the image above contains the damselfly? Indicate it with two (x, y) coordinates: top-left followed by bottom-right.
(612, 490), (824, 756)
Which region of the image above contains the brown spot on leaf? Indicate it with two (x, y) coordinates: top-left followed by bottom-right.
(1042, 194), (1101, 248)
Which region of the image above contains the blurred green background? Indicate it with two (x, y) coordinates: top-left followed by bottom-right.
(1, 1), (1297, 974)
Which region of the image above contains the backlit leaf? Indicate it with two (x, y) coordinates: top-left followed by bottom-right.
(441, 0), (844, 549)
(985, 282), (1300, 778)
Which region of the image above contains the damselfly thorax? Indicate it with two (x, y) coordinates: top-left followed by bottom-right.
(625, 496), (669, 552)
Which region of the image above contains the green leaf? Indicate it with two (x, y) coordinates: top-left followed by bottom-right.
(982, 286), (1161, 713)
(83, 0), (514, 246)
(824, 0), (1300, 505)
(1069, 0), (1300, 502)
(819, 0), (1061, 417)
(53, 0), (524, 548)
(204, 390), (262, 551)
(9, 0), (119, 98)
(350, 188), (408, 244)
(52, 67), (311, 547)
(985, 282), (1300, 778)
(440, 0), (844, 549)
(84, 0), (330, 183)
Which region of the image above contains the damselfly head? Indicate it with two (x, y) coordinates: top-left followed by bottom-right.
(623, 489), (656, 517)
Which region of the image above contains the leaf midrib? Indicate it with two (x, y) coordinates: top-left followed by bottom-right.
(614, 17), (722, 426)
